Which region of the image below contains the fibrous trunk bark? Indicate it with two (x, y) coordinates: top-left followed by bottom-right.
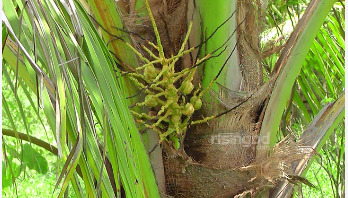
(161, 0), (270, 197)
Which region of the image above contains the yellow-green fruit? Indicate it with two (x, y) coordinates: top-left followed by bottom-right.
(166, 84), (178, 102)
(183, 103), (194, 116)
(193, 98), (202, 110)
(144, 64), (159, 79)
(190, 96), (198, 103)
(190, 96), (202, 110)
(182, 81), (194, 94)
(171, 115), (181, 125)
(144, 95), (158, 107)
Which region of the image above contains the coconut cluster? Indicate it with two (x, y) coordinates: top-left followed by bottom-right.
(130, 59), (203, 148)
(125, 0), (208, 149)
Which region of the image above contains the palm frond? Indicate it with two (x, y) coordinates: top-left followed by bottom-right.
(2, 0), (159, 197)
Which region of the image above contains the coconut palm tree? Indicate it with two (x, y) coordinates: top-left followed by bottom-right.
(2, 0), (344, 197)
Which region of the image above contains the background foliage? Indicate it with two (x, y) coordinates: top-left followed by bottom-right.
(261, 0), (345, 197)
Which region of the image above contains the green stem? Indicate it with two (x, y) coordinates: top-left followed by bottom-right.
(3, 128), (57, 155)
(2, 128), (84, 178)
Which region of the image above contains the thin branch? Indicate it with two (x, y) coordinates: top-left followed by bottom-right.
(3, 129), (57, 155)
(2, 129), (85, 177)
